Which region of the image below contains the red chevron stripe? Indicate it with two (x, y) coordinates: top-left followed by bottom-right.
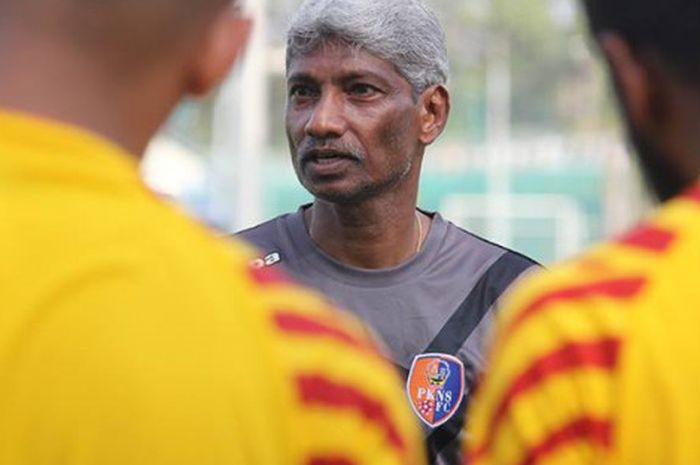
(308, 457), (357, 465)
(518, 417), (612, 465)
(505, 277), (646, 338)
(618, 225), (676, 252)
(297, 375), (405, 453)
(248, 265), (293, 285)
(683, 185), (700, 203)
(274, 312), (378, 354)
(471, 417), (611, 464)
(472, 338), (619, 461)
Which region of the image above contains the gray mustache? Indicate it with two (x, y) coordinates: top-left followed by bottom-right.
(298, 139), (364, 161)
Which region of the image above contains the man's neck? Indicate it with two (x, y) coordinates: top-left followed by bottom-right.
(305, 195), (430, 269)
(0, 34), (177, 157)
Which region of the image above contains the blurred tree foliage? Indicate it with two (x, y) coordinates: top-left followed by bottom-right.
(428, 0), (617, 141)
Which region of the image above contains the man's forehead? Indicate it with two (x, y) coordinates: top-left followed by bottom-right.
(287, 43), (402, 81)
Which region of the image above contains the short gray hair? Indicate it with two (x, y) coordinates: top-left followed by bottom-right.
(286, 0), (449, 94)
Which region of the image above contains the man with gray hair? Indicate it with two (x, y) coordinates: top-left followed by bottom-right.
(238, 1), (538, 464)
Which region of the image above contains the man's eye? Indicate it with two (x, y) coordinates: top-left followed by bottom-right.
(348, 84), (380, 97)
(289, 85), (315, 99)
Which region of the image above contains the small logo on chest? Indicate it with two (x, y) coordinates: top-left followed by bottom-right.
(250, 252), (282, 269)
(407, 353), (465, 428)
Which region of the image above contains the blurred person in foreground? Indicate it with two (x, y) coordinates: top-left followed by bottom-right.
(467, 0), (700, 464)
(236, 1), (538, 464)
(0, 1), (425, 464)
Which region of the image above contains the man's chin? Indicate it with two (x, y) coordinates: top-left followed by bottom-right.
(630, 132), (689, 203)
(643, 169), (687, 203)
(309, 190), (368, 205)
(303, 182), (373, 205)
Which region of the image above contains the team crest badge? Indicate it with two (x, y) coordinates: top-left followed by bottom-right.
(406, 353), (464, 428)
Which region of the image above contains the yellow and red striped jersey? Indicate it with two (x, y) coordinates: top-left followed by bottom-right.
(466, 186), (700, 465)
(0, 110), (424, 465)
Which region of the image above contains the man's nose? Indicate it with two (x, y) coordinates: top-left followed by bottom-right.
(304, 92), (347, 139)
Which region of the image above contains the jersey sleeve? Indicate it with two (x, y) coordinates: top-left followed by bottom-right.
(465, 267), (638, 465)
(246, 266), (426, 465)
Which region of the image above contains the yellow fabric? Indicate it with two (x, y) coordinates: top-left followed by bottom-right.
(0, 110), (424, 465)
(467, 189), (700, 465)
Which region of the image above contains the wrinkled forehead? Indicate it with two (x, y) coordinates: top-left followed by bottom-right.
(286, 40), (406, 83)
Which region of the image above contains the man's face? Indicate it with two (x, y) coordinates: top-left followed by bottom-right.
(599, 35), (691, 202)
(285, 43), (423, 204)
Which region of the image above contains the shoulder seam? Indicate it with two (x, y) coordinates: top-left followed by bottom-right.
(451, 223), (541, 267)
(232, 214), (288, 237)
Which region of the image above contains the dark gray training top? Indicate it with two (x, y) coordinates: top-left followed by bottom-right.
(236, 207), (538, 465)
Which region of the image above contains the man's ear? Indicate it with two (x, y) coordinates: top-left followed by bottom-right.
(418, 85), (450, 145)
(599, 33), (661, 132)
(186, 5), (252, 96)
